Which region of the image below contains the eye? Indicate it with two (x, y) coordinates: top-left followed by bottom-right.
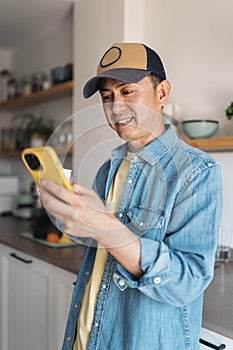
(101, 94), (113, 103)
(122, 89), (133, 96)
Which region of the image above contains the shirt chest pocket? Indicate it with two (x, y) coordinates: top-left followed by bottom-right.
(126, 206), (166, 239)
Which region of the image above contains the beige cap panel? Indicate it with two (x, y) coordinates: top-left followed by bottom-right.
(97, 43), (147, 74)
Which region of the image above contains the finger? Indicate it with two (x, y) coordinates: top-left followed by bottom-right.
(40, 188), (95, 236)
(41, 179), (73, 203)
(70, 174), (74, 185)
(40, 187), (75, 222)
(72, 183), (95, 197)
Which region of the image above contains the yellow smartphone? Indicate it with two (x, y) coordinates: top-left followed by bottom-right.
(21, 146), (73, 191)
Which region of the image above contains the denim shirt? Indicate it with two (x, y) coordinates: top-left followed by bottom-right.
(62, 125), (222, 350)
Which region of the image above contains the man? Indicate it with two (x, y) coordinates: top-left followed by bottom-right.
(40, 43), (222, 350)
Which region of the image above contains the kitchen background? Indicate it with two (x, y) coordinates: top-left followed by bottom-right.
(74, 1), (233, 253)
(0, 0), (233, 242)
(0, 0), (232, 237)
(0, 0), (73, 191)
(0, 1), (233, 348)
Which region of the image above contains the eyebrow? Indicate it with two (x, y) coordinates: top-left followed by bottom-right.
(99, 82), (129, 92)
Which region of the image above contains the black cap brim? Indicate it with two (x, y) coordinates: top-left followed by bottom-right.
(83, 68), (151, 98)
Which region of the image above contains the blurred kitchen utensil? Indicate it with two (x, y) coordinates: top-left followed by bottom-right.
(12, 192), (34, 219)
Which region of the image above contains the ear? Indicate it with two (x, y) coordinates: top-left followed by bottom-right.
(156, 80), (171, 107)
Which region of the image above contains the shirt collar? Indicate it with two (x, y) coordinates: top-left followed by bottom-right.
(111, 124), (179, 165)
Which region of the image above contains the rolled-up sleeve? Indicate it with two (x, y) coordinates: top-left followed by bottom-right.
(116, 163), (222, 307)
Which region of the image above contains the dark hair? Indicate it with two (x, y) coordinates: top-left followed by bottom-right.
(148, 73), (163, 90)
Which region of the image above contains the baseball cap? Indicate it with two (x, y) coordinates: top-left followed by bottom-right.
(83, 42), (166, 98)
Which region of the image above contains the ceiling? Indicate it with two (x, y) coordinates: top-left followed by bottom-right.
(0, 0), (73, 51)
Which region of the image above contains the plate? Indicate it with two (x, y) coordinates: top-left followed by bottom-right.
(20, 232), (80, 248)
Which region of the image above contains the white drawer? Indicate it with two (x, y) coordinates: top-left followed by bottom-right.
(200, 327), (233, 349)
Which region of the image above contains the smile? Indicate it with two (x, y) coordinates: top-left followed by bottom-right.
(114, 117), (134, 127)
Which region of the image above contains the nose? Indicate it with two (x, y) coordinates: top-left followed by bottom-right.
(111, 93), (127, 115)
(112, 102), (127, 115)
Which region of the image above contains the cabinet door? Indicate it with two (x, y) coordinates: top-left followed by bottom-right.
(53, 266), (76, 349)
(200, 327), (233, 349)
(1, 247), (53, 350)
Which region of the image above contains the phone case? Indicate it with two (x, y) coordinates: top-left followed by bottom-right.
(21, 146), (73, 191)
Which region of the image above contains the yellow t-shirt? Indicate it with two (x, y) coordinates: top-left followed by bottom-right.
(73, 154), (131, 350)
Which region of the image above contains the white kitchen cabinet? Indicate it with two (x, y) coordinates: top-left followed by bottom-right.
(53, 266), (76, 349)
(0, 243), (76, 350)
(200, 327), (233, 349)
(0, 244), (53, 350)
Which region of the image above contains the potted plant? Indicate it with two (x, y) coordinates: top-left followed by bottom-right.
(225, 101), (233, 120)
(12, 111), (54, 148)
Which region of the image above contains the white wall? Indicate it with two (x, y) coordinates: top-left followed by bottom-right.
(0, 49), (12, 71)
(73, 0), (125, 186)
(142, 0), (233, 136)
(73, 0), (149, 186)
(140, 0), (233, 238)
(12, 11), (72, 78)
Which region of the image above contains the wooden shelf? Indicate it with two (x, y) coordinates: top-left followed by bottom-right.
(185, 136), (233, 152)
(0, 81), (74, 111)
(1, 147), (73, 158)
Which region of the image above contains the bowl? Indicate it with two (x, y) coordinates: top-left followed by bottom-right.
(51, 67), (71, 85)
(181, 119), (219, 139)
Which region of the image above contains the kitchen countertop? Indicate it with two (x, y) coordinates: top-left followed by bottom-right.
(1, 215), (233, 339)
(203, 259), (233, 339)
(0, 215), (85, 274)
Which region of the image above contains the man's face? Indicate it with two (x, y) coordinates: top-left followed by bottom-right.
(99, 76), (168, 151)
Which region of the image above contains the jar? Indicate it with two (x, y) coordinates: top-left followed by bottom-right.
(14, 78), (22, 98)
(15, 128), (25, 150)
(42, 74), (51, 90)
(30, 133), (44, 147)
(7, 128), (17, 151)
(0, 128), (12, 152)
(0, 128), (7, 152)
(31, 72), (46, 92)
(21, 76), (32, 96)
(7, 78), (16, 99)
(0, 69), (11, 103)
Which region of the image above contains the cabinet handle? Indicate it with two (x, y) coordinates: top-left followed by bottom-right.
(10, 252), (33, 264)
(200, 338), (226, 349)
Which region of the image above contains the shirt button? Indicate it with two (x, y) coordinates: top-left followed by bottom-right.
(66, 337), (71, 342)
(102, 284), (107, 289)
(154, 277), (161, 285)
(85, 271), (89, 276)
(95, 322), (99, 327)
(119, 279), (125, 287)
(118, 213), (123, 218)
(74, 304), (78, 308)
(139, 221), (144, 227)
(128, 179), (133, 184)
